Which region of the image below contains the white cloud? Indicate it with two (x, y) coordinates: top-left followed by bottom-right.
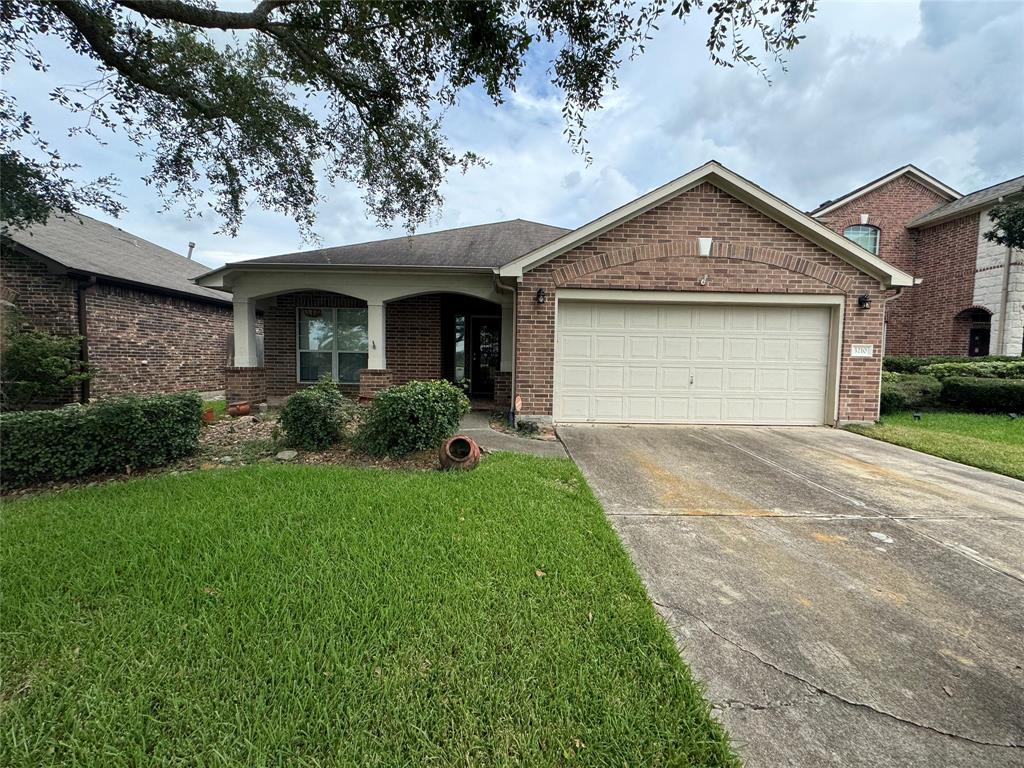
(6, 0), (1022, 262)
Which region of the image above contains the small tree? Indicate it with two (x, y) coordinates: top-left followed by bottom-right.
(0, 316), (92, 410)
(984, 199), (1024, 251)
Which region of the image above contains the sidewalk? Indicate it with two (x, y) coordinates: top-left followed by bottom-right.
(458, 411), (567, 458)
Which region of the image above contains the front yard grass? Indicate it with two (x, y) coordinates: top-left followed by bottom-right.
(0, 455), (737, 767)
(847, 411), (1024, 480)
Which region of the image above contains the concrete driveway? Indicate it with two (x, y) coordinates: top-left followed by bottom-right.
(559, 425), (1024, 768)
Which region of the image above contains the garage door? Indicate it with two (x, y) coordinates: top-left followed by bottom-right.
(555, 301), (832, 425)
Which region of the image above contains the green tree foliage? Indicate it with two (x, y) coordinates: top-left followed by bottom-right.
(1, 0), (816, 236)
(0, 315), (93, 410)
(984, 199), (1024, 251)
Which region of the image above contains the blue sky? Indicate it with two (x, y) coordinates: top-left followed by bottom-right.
(6, 0), (1023, 269)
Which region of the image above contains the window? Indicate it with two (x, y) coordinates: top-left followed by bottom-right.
(297, 307), (368, 383)
(454, 314), (466, 381)
(843, 224), (880, 255)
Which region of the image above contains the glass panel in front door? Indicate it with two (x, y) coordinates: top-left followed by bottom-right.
(471, 318), (500, 396)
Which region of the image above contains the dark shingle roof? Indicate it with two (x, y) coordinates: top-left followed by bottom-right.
(4, 212), (228, 303)
(908, 174), (1024, 228)
(231, 219), (570, 270)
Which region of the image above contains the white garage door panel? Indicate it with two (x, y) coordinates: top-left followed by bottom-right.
(555, 302), (831, 425)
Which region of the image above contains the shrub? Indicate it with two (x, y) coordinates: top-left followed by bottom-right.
(879, 373), (942, 413)
(0, 324), (92, 410)
(355, 379), (470, 457)
(939, 376), (1024, 413)
(883, 355), (1018, 374)
(279, 376), (358, 450)
(0, 391), (202, 488)
(920, 360), (1024, 380)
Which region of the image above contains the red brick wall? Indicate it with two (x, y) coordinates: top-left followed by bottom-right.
(225, 366), (267, 404)
(514, 181), (887, 422)
(1, 246), (79, 336)
(386, 294), (442, 384)
(85, 283), (232, 397)
(262, 292), (365, 399)
(2, 245), (232, 401)
(910, 214), (981, 354)
(816, 176), (951, 355)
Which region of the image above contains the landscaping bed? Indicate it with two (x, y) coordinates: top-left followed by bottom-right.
(0, 456), (738, 767)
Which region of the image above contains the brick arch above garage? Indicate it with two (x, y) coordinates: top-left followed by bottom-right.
(551, 238), (856, 293)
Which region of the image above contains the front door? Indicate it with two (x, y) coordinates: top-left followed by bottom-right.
(470, 316), (500, 397)
(969, 327), (990, 357)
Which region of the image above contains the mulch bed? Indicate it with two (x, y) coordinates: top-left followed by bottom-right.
(2, 412), (441, 500)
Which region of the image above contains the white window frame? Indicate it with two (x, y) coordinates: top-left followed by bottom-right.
(843, 224), (880, 255)
(295, 307), (369, 384)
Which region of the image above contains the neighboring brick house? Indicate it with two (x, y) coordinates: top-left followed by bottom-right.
(197, 161), (919, 425)
(2, 212), (237, 405)
(813, 166), (1024, 357)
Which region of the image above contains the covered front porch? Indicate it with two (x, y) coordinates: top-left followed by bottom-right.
(216, 269), (514, 408)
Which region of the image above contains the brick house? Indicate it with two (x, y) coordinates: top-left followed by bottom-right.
(813, 166), (1024, 358)
(198, 161), (918, 425)
(2, 212), (236, 404)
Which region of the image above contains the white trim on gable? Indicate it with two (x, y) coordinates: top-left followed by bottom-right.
(811, 165), (960, 218)
(498, 161), (917, 288)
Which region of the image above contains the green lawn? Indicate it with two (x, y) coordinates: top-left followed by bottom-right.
(0, 455), (737, 767)
(848, 411), (1024, 480)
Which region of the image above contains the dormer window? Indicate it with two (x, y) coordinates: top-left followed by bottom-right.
(843, 224), (880, 255)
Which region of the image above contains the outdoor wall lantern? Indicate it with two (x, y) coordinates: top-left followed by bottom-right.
(858, 294), (872, 310)
(536, 288), (547, 304)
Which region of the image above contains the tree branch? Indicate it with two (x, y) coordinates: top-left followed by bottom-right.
(111, 0), (288, 30)
(53, 0), (227, 120)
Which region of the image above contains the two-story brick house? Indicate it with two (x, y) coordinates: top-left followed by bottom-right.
(813, 167), (1024, 357)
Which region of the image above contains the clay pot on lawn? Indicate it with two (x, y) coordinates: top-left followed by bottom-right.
(227, 401), (251, 417)
(439, 435), (481, 471)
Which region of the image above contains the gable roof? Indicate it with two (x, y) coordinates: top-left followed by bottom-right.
(3, 212), (228, 303)
(810, 165), (960, 217)
(499, 161), (916, 288)
(907, 174), (1024, 229)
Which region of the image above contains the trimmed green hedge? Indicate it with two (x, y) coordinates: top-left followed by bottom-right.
(355, 379), (470, 457)
(0, 392), (202, 488)
(879, 373), (942, 414)
(279, 376), (358, 450)
(883, 355), (1018, 374)
(919, 360), (1024, 380)
(939, 377), (1024, 413)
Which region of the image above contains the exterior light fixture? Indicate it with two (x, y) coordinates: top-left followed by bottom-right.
(698, 237), (713, 257)
(536, 288), (547, 304)
(858, 294), (872, 310)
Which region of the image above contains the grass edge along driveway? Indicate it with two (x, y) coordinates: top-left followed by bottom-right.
(1, 454), (739, 767)
(846, 411), (1024, 480)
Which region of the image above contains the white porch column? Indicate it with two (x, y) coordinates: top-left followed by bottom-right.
(500, 300), (514, 371)
(367, 302), (385, 369)
(232, 298), (259, 367)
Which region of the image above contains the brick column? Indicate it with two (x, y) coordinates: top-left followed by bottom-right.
(225, 366), (267, 403)
(493, 371), (512, 408)
(359, 368), (392, 401)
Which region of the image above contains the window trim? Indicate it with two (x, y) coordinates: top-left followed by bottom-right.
(842, 224), (880, 255)
(295, 306), (369, 384)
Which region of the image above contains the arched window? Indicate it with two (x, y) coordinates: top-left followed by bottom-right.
(843, 224), (880, 255)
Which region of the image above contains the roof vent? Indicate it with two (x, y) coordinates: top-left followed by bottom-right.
(187, 242), (196, 260)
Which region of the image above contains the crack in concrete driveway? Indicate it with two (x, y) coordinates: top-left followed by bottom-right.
(560, 424), (1024, 768)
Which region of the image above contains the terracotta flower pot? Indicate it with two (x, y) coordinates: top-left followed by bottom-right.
(439, 435), (480, 471)
(227, 400), (251, 417)
(202, 407), (216, 424)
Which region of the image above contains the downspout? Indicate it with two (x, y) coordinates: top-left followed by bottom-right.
(493, 274), (516, 423)
(998, 245), (1012, 355)
(881, 285), (906, 356)
(76, 275), (97, 404)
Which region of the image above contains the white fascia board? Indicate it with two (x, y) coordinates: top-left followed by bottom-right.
(812, 166), (960, 218)
(501, 161), (915, 288)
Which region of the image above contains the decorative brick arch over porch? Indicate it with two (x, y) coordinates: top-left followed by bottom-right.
(551, 238), (857, 293)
